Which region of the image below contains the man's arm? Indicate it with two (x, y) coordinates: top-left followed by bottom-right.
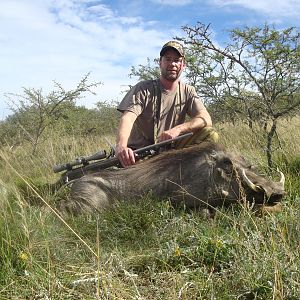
(159, 109), (212, 141)
(115, 111), (137, 167)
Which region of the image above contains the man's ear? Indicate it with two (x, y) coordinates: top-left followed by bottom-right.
(181, 59), (186, 68)
(159, 57), (163, 67)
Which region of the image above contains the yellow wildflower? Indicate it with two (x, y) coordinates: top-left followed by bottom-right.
(18, 251), (29, 261)
(174, 246), (181, 257)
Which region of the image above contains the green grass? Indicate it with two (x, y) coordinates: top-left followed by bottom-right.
(0, 117), (299, 299)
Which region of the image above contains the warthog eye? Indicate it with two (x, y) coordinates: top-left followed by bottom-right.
(218, 157), (233, 174)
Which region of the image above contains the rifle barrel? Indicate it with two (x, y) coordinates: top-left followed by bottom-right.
(63, 157), (119, 182)
(133, 132), (193, 154)
(56, 132), (193, 181)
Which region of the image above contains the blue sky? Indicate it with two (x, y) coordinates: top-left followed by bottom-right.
(0, 0), (299, 119)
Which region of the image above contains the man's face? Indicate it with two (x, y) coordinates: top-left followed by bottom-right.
(159, 49), (185, 82)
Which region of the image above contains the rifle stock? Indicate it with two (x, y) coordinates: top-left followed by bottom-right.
(54, 132), (193, 183)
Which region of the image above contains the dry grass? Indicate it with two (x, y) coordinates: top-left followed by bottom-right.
(0, 117), (299, 299)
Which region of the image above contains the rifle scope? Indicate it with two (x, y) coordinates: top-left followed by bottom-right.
(53, 150), (107, 173)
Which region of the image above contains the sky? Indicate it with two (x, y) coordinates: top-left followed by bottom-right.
(0, 0), (300, 120)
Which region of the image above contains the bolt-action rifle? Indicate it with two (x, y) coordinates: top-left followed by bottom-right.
(53, 132), (193, 184)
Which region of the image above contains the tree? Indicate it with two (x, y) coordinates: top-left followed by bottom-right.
(178, 23), (300, 168)
(4, 74), (102, 154)
(95, 100), (120, 136)
(129, 57), (160, 81)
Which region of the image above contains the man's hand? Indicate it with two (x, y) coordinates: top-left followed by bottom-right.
(159, 127), (182, 141)
(116, 145), (136, 167)
(115, 111), (138, 167)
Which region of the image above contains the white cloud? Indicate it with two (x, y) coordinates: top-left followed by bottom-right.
(211, 0), (300, 19)
(150, 0), (193, 5)
(0, 0), (170, 119)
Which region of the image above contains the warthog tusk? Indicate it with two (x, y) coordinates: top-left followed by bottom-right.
(241, 169), (263, 192)
(277, 168), (285, 188)
(221, 190), (229, 197)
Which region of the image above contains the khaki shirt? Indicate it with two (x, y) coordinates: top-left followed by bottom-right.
(118, 79), (206, 149)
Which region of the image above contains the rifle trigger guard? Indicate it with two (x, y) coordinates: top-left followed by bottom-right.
(66, 163), (73, 171)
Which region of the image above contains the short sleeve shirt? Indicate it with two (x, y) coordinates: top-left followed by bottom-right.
(117, 79), (207, 149)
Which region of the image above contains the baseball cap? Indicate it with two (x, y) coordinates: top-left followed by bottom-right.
(160, 40), (185, 57)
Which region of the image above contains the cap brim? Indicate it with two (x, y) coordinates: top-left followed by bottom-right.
(160, 46), (183, 57)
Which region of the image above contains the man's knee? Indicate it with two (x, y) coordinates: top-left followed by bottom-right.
(175, 127), (219, 149)
(198, 127), (219, 143)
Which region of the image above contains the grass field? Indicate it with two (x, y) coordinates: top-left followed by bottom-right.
(0, 117), (299, 299)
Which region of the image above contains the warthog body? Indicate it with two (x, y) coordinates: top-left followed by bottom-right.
(66, 142), (285, 214)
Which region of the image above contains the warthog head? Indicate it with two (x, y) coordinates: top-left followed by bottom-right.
(66, 142), (285, 214)
(206, 149), (285, 208)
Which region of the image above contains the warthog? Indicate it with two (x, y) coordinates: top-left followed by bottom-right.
(65, 142), (285, 214)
